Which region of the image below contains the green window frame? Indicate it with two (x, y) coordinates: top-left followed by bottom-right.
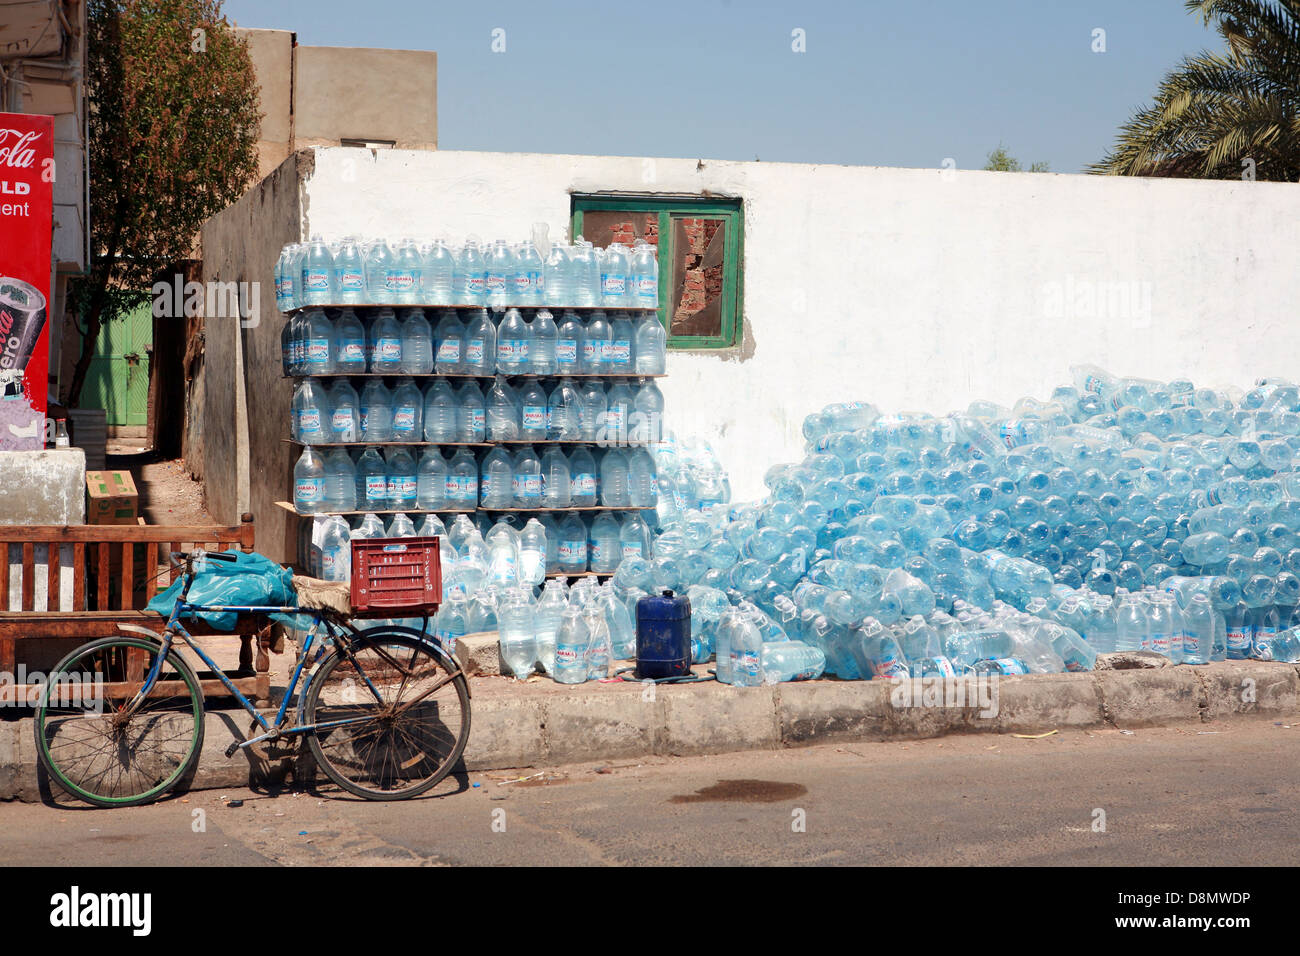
(571, 195), (744, 350)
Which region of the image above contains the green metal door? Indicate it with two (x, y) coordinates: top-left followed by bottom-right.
(84, 302), (151, 426)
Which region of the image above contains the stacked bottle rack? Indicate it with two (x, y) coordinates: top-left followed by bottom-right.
(277, 302), (668, 579)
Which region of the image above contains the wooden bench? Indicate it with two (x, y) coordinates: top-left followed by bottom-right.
(0, 514), (273, 705)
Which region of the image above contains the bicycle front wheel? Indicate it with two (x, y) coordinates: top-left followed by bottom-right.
(304, 631), (470, 800)
(34, 636), (205, 808)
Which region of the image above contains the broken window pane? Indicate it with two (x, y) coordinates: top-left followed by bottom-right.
(670, 216), (726, 338)
(575, 210), (660, 252)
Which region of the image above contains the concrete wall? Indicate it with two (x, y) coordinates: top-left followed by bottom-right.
(237, 27), (295, 182)
(198, 153), (305, 558)
(292, 47), (437, 149)
(0, 449), (85, 525)
(294, 147), (1300, 503)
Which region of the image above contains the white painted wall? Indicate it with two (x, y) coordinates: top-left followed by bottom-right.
(297, 148), (1300, 503)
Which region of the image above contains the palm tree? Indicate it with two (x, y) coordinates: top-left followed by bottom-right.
(1089, 0), (1300, 181)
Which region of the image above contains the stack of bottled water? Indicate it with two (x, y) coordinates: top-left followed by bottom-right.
(276, 235), (660, 312)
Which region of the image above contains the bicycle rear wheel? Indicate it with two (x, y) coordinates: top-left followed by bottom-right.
(304, 630), (470, 800)
(34, 636), (204, 807)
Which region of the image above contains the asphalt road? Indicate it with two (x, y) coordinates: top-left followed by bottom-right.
(2, 716), (1297, 866)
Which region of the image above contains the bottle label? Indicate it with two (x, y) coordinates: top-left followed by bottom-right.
(605, 406), (626, 432)
(378, 338), (402, 362)
(295, 478), (323, 503)
(590, 541), (605, 564)
(393, 407), (417, 433)
(359, 408), (369, 432)
(386, 475), (416, 500)
(600, 273), (627, 297)
(582, 341), (597, 364)
(572, 473), (596, 496)
(991, 658), (1029, 675)
(365, 476), (387, 501)
(437, 629), (458, 653)
(497, 339), (528, 363)
(635, 276), (657, 299)
(555, 644), (580, 667)
(447, 475), (478, 501)
(339, 269), (365, 292)
(298, 409), (322, 435)
(331, 408), (354, 435)
(1227, 627), (1250, 651)
(466, 275), (486, 295)
(436, 339), (461, 363)
(306, 339), (330, 364)
(611, 341), (631, 366)
(621, 542), (642, 559)
(304, 269), (331, 292)
(522, 406), (546, 430)
(486, 273), (507, 295)
(386, 270), (417, 292)
(556, 340), (578, 364)
(592, 340), (612, 362)
(1150, 632), (1172, 655)
(338, 340), (364, 363)
(467, 408), (485, 433)
(731, 648), (760, 680)
(513, 474), (542, 501)
(466, 340), (484, 365)
(558, 540), (587, 563)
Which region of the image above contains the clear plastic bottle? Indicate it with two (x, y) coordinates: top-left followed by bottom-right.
(630, 240), (659, 308)
(364, 238), (397, 305)
(588, 511), (621, 572)
(301, 308), (335, 375)
(447, 447), (479, 510)
(608, 311), (635, 374)
(519, 518), (548, 586)
(534, 580), (567, 674)
(541, 446), (572, 507)
(433, 309), (464, 374)
(301, 236), (336, 306)
(292, 379), (329, 444)
(358, 379), (394, 442)
(293, 446), (326, 514)
(319, 515), (352, 581)
(553, 605), (589, 683)
(555, 310), (585, 376)
(399, 308), (434, 373)
(455, 380), (486, 443)
(578, 378), (608, 442)
(323, 448), (357, 512)
(390, 377), (424, 443)
(632, 379), (665, 444)
(558, 514), (589, 574)
(333, 308), (366, 372)
(626, 447), (658, 507)
(514, 240), (544, 306)
(633, 314), (666, 374)
(599, 448), (631, 507)
(417, 447), (450, 510)
(599, 242), (630, 308)
(367, 307), (403, 373)
(584, 602), (613, 679)
(604, 381), (634, 444)
(485, 376), (520, 442)
(498, 587), (538, 678)
(485, 239), (515, 307)
(385, 447), (419, 512)
(543, 241), (572, 307)
(391, 238), (424, 304)
(518, 377), (548, 442)
(512, 444), (543, 508)
(461, 308), (496, 375)
(546, 377), (582, 440)
(569, 445), (598, 506)
(619, 512), (652, 560)
(569, 239), (600, 307)
(480, 445), (515, 509)
(528, 309), (558, 375)
(334, 237), (366, 304)
(495, 307), (531, 374)
(422, 239), (456, 305)
(583, 311), (612, 374)
(355, 447), (389, 511)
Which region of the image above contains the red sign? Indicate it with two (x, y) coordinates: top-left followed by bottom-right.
(0, 112), (53, 450)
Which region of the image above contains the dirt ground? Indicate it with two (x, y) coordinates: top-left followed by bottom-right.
(114, 456), (213, 526)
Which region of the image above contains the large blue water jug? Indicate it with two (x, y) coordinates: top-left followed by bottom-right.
(636, 590), (692, 679)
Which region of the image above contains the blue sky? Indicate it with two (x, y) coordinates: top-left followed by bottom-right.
(221, 0), (1221, 173)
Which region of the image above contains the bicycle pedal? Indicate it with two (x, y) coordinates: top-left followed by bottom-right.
(224, 741), (242, 759)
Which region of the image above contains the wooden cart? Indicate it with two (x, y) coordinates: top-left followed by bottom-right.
(0, 514), (273, 706)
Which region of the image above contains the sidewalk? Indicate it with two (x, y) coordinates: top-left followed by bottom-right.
(2, 658), (1297, 802)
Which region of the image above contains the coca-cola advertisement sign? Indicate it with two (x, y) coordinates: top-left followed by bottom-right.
(0, 112), (52, 450)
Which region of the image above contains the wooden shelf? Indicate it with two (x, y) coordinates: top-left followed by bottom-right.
(283, 304), (660, 314)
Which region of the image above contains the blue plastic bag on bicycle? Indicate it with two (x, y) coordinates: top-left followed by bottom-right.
(146, 550), (302, 630)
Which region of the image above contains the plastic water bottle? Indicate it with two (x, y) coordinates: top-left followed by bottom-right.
(584, 603), (612, 679)
(485, 240), (515, 306)
(327, 380), (360, 443)
(498, 588), (538, 678)
(434, 590), (469, 653)
(496, 308), (531, 374)
(364, 239), (396, 304)
(541, 447), (572, 507)
(518, 377), (548, 442)
(529, 309), (558, 374)
(358, 379), (393, 442)
(627, 448), (657, 507)
(302, 308), (335, 374)
(324, 449), (357, 511)
(417, 448), (450, 510)
(422, 239), (456, 304)
(534, 581), (566, 674)
(761, 641), (826, 683)
(367, 307), (403, 372)
(385, 447), (418, 511)
(632, 380), (665, 443)
(455, 380), (486, 443)
(457, 239), (487, 304)
(555, 310), (585, 375)
(292, 379), (329, 444)
(547, 377), (582, 440)
(280, 314), (295, 375)
(355, 448), (389, 511)
(391, 238), (423, 303)
(332, 237), (365, 304)
(1225, 604), (1252, 659)
(333, 308), (366, 372)
(287, 243), (308, 309)
(319, 515), (352, 581)
(486, 376), (520, 441)
(514, 241), (543, 306)
(519, 518), (547, 586)
(275, 246), (294, 311)
(609, 311), (635, 374)
(570, 239), (600, 307)
(600, 243), (630, 307)
(399, 308), (434, 373)
(301, 236), (336, 305)
(294, 446), (326, 514)
(558, 515), (588, 573)
(579, 378), (608, 441)
(604, 381), (633, 443)
(619, 512), (652, 560)
(1181, 592), (1217, 664)
(543, 242), (572, 307)
(513, 444), (543, 508)
(434, 309), (464, 374)
(447, 448), (479, 509)
(634, 314), (666, 375)
(553, 605), (589, 683)
(589, 511), (621, 572)
(569, 445), (598, 507)
(480, 446), (515, 509)
(600, 449), (631, 507)
(583, 311), (612, 374)
(390, 377), (424, 442)
(462, 308), (496, 375)
(630, 241), (659, 308)
(422, 379), (459, 442)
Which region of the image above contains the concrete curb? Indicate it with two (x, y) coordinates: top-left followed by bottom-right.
(3, 661), (1298, 802)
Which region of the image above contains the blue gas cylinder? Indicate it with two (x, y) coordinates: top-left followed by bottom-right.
(636, 589), (692, 680)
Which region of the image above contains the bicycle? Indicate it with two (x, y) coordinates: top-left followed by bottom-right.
(33, 549), (470, 807)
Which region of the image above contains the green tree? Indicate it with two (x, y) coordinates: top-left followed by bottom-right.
(982, 144), (1051, 172)
(1089, 0), (1300, 181)
(67, 0), (260, 406)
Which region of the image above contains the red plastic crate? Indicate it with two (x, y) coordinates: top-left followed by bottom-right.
(350, 536), (441, 615)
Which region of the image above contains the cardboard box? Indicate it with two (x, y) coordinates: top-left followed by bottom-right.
(86, 470), (139, 525)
